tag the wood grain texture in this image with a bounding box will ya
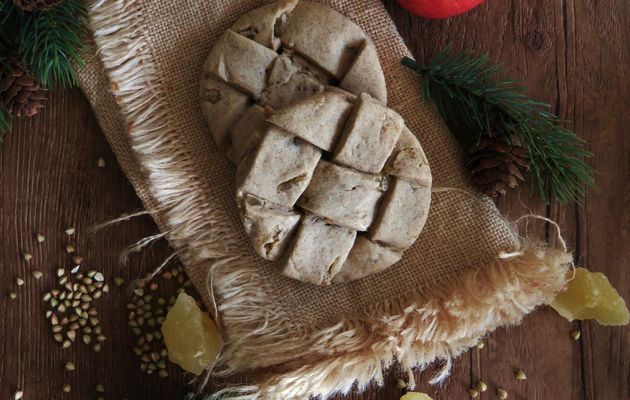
[1,0,628,399]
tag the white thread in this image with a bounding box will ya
[432,187,577,281]
[513,215,577,281]
[90,210,152,233]
[119,232,167,265]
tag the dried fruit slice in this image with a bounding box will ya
[551,267,629,326]
[161,292,222,375]
[400,393,434,400]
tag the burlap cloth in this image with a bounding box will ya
[78,1,571,398]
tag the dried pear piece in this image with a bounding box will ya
[551,267,629,326]
[161,292,222,375]
[400,393,434,400]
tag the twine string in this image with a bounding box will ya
[432,186,577,280]
[90,209,152,233]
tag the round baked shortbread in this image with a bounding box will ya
[201,0,432,286]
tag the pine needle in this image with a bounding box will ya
[15,0,87,88]
[0,105,10,141]
[402,46,596,203]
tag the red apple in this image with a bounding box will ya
[397,0,487,19]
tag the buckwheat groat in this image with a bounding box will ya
[204,30,278,99]
[230,0,298,51]
[297,160,387,231]
[333,93,404,174]
[282,214,356,286]
[238,126,321,208]
[332,236,402,283]
[226,105,268,164]
[370,178,431,249]
[280,1,368,79]
[267,91,353,151]
[384,126,432,188]
[260,52,332,109]
[200,77,250,149]
[340,41,387,104]
[237,193,302,261]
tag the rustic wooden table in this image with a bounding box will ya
[1,1,628,399]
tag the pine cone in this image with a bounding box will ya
[12,0,64,11]
[467,136,529,197]
[0,60,47,118]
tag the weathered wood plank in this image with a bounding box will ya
[569,0,630,399]
[1,1,628,399]
[0,89,186,399]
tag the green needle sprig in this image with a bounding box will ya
[14,0,87,88]
[402,46,596,203]
[0,0,87,139]
[0,105,9,140]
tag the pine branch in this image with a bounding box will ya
[402,46,596,203]
[0,105,10,141]
[0,1,19,63]
[15,0,87,87]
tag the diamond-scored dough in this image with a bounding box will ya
[333,93,404,174]
[237,193,301,261]
[201,1,432,285]
[237,126,321,208]
[267,91,353,151]
[297,160,387,231]
[283,214,356,286]
[204,30,278,99]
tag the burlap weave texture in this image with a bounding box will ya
[76,1,569,398]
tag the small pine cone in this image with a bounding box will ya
[467,136,529,197]
[12,0,64,11]
[0,60,47,118]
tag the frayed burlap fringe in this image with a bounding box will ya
[89,0,234,275]
[212,242,571,399]
[85,1,572,399]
